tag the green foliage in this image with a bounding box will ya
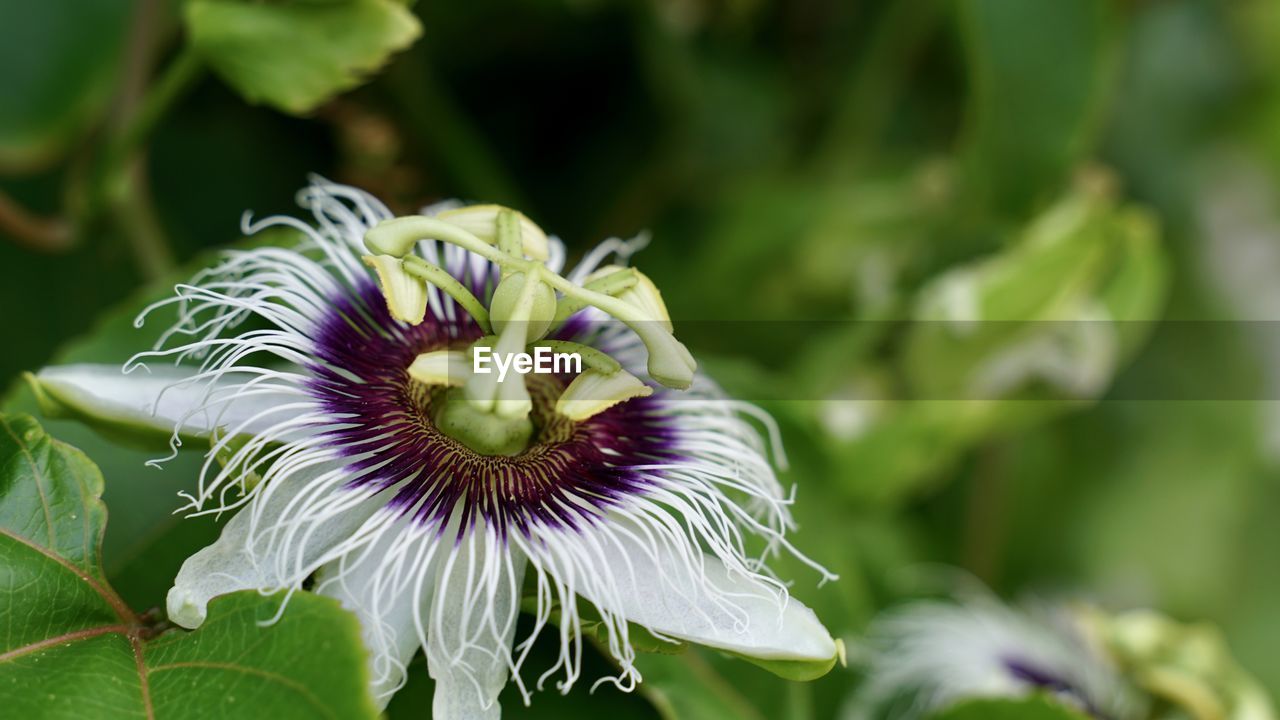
[959,0,1117,217]
[904,180,1166,403]
[0,413,378,719]
[3,0,1280,716]
[637,652,771,720]
[930,697,1092,720]
[186,0,421,114]
[0,0,130,170]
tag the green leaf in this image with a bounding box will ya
[0,413,378,719]
[636,652,770,720]
[0,0,131,170]
[958,0,1117,216]
[904,184,1165,405]
[186,0,422,115]
[929,696,1092,720]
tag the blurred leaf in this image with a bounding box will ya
[929,696,1091,720]
[959,0,1117,216]
[186,0,421,115]
[0,413,378,719]
[0,0,131,170]
[827,182,1167,505]
[905,181,1166,404]
[637,652,768,720]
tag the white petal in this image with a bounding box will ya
[314,514,427,707]
[167,462,383,628]
[34,364,304,440]
[427,529,525,720]
[575,518,835,662]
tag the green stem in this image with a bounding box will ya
[539,270,651,325]
[817,2,942,172]
[367,216,652,324]
[101,47,204,281]
[366,216,517,267]
[107,47,204,171]
[551,267,639,327]
[784,680,814,720]
[401,255,492,333]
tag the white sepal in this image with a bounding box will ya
[167,462,383,628]
[558,514,836,663]
[427,526,525,720]
[34,364,303,441]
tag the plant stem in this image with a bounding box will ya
[0,189,72,253]
[103,42,203,281]
[107,48,204,173]
[817,2,943,173]
[962,443,1008,585]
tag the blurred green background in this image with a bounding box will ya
[3,0,1280,717]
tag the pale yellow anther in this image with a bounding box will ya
[586,265,673,331]
[556,368,653,421]
[637,325,696,390]
[437,204,550,261]
[408,350,469,387]
[362,254,427,325]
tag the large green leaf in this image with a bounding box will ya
[0,0,131,170]
[0,413,378,719]
[186,0,422,115]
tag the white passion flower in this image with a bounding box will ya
[844,596,1142,720]
[32,179,839,717]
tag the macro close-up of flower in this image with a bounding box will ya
[4,1,1280,719]
[32,181,839,715]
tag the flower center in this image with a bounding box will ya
[310,280,682,535]
[418,376,574,457]
[359,205,698,456]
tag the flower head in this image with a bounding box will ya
[846,596,1141,720]
[847,594,1277,720]
[33,179,837,716]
